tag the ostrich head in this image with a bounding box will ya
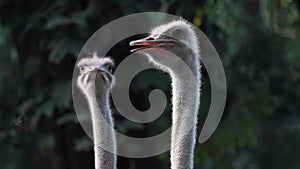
[77,52,115,94]
[130,20,199,71]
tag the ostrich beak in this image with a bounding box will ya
[129,35,176,52]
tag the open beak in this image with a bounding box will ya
[129,36,176,52]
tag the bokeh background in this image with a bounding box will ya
[1,0,300,169]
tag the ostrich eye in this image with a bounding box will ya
[104,64,114,73]
[172,28,184,39]
[79,66,85,74]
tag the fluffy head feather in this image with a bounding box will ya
[77,51,115,93]
[150,20,199,56]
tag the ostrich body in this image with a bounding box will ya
[77,52,117,169]
[130,20,201,169]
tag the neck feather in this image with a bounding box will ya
[169,55,201,169]
[85,87,117,169]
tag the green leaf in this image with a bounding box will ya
[24,56,41,78]
[56,113,78,125]
[74,137,93,152]
[31,101,55,128]
[39,134,56,149]
[51,81,72,109]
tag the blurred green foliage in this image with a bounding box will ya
[0,0,299,169]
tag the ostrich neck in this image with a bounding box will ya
[86,87,117,169]
[169,56,201,169]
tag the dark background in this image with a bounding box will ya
[0,0,300,169]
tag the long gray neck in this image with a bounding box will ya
[169,56,201,169]
[86,87,117,169]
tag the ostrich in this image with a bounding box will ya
[130,20,201,169]
[77,52,117,169]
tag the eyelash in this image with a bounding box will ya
[105,64,114,73]
[79,64,114,74]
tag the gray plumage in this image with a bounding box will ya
[130,20,201,169]
[77,52,117,169]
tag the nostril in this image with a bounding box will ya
[146,37,155,41]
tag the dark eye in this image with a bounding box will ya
[79,66,85,74]
[105,64,114,73]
